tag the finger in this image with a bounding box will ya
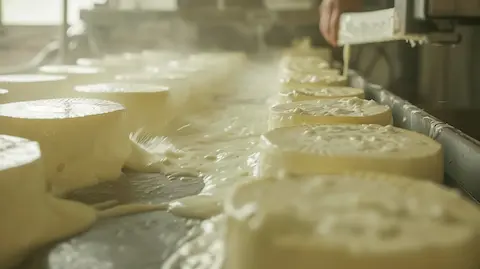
[329,8,340,47]
[320,2,333,45]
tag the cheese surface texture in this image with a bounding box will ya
[280,72,348,93]
[280,56,331,74]
[279,86,365,103]
[224,174,480,269]
[0,135,96,268]
[0,74,68,102]
[257,124,443,182]
[0,98,131,194]
[269,97,392,129]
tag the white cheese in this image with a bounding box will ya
[224,174,480,269]
[269,98,392,129]
[141,50,183,65]
[74,83,174,135]
[280,72,348,93]
[0,98,131,194]
[0,74,68,103]
[74,83,178,172]
[0,135,96,268]
[76,56,139,73]
[280,56,331,75]
[278,86,365,103]
[0,88,7,103]
[38,64,113,85]
[257,124,443,183]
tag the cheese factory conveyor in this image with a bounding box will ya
[14,1,480,268]
[14,64,480,269]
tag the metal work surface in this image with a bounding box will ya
[18,172,204,269]
[15,68,480,269]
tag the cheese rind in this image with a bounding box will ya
[0,88,7,103]
[225,174,480,269]
[0,98,131,194]
[75,83,173,135]
[269,98,392,129]
[75,83,181,172]
[0,74,68,102]
[279,86,365,103]
[39,65,112,85]
[0,135,96,268]
[257,124,443,182]
[280,73,348,93]
[280,57,331,75]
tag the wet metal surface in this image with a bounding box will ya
[18,172,203,269]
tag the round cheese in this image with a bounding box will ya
[0,88,7,103]
[114,73,192,111]
[278,86,365,103]
[224,174,480,269]
[269,98,392,130]
[75,83,178,134]
[146,62,215,94]
[0,98,131,194]
[280,56,330,74]
[76,56,138,73]
[38,64,112,85]
[103,53,143,66]
[280,73,348,93]
[115,72,190,88]
[141,50,183,65]
[0,74,68,103]
[0,135,96,268]
[256,124,443,183]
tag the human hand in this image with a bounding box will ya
[319,0,363,46]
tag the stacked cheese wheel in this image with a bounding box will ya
[219,49,479,269]
[0,98,131,194]
[271,50,443,182]
[0,135,96,268]
[225,174,480,269]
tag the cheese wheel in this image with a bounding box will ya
[141,50,183,65]
[269,98,392,130]
[280,56,330,74]
[103,53,143,67]
[0,74,68,103]
[280,73,348,93]
[256,124,443,182]
[38,65,112,85]
[278,86,365,103]
[115,72,190,88]
[0,135,96,268]
[188,52,247,76]
[146,62,216,95]
[114,72,192,111]
[76,57,138,73]
[75,83,174,135]
[0,88,7,103]
[0,98,131,194]
[225,174,480,269]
